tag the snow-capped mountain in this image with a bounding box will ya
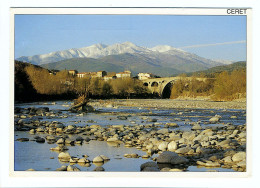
[17,41,230,76]
[17,42,153,65]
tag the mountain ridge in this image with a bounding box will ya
[16,41,230,66]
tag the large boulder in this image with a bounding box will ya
[93,166,105,171]
[175,146,192,155]
[232,152,246,162]
[140,162,160,171]
[107,137,119,142]
[157,151,188,165]
[58,152,71,162]
[182,131,196,141]
[67,165,80,171]
[158,141,169,151]
[93,156,104,163]
[167,141,178,152]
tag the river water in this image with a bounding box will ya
[14,100,246,172]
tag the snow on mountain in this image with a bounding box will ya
[16,42,224,67]
[150,45,185,53]
[213,59,234,65]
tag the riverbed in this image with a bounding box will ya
[14,99,246,172]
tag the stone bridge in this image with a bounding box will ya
[141,77,207,98]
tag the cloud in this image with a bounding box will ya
[179,40,246,49]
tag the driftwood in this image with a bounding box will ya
[69,94,93,112]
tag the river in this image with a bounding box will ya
[14,99,246,172]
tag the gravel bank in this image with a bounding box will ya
[89,99,246,110]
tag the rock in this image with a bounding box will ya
[70,157,79,163]
[223,156,233,163]
[218,139,231,147]
[29,129,35,134]
[117,116,128,120]
[107,137,119,142]
[90,125,101,129]
[112,125,125,130]
[209,115,220,123]
[36,127,45,132]
[157,128,170,134]
[175,146,191,154]
[191,124,202,130]
[204,161,221,167]
[158,141,169,151]
[67,125,75,130]
[46,135,56,141]
[147,118,157,122]
[56,138,65,144]
[56,166,67,171]
[140,162,160,171]
[67,165,80,171]
[193,135,209,142]
[93,166,105,171]
[160,167,171,172]
[58,152,71,162]
[100,155,110,161]
[36,137,45,143]
[75,136,84,141]
[26,168,35,171]
[237,161,246,168]
[169,168,184,172]
[165,123,179,127]
[65,139,74,145]
[78,158,90,163]
[232,152,246,162]
[16,138,29,142]
[93,156,104,163]
[167,141,178,152]
[171,155,189,165]
[142,155,150,159]
[182,132,196,141]
[50,145,68,152]
[157,151,188,165]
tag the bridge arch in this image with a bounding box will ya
[141,76,207,98]
[162,81,174,98]
[151,82,159,87]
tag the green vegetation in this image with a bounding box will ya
[188,61,246,77]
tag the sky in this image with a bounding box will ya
[15,15,247,61]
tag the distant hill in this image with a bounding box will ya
[187,61,246,76]
[40,51,224,77]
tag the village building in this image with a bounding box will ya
[76,71,107,78]
[96,71,107,78]
[68,70,78,76]
[116,70,132,78]
[104,75,117,81]
[138,73,155,80]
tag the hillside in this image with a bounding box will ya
[40,52,223,77]
[187,61,246,76]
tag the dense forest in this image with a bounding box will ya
[15,61,246,102]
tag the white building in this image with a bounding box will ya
[116,70,132,78]
[138,73,154,80]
